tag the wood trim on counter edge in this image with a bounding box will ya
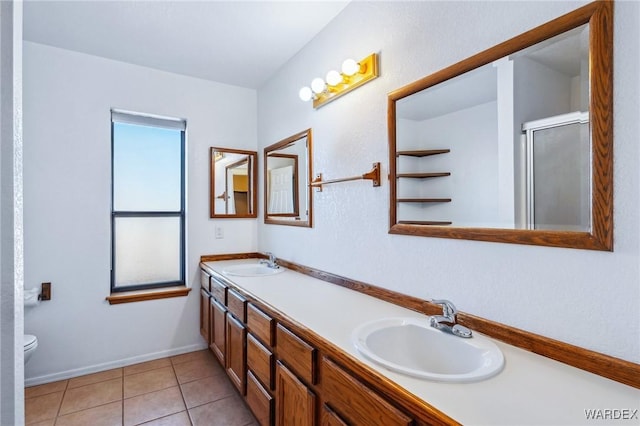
[200,253,640,390]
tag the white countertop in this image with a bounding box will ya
[202,259,640,425]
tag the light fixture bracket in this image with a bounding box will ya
[312,53,379,109]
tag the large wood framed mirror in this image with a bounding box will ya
[388,0,612,250]
[210,148,258,218]
[264,129,313,227]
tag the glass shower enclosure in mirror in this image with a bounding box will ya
[210,148,258,218]
[264,129,313,227]
[388,1,612,250]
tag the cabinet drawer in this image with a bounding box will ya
[321,357,413,426]
[211,277,227,305]
[247,303,274,346]
[227,288,246,322]
[200,269,211,292]
[276,324,316,385]
[247,333,273,390]
[246,371,273,426]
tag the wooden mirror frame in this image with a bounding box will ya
[210,147,258,218]
[264,129,313,227]
[388,0,613,251]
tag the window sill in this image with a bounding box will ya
[106,286,191,305]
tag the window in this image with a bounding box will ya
[111,110,186,293]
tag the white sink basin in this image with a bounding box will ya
[352,317,504,383]
[222,263,285,277]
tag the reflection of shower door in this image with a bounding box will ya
[523,111,590,231]
[268,165,295,214]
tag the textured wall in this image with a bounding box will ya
[23,42,258,383]
[257,1,640,363]
[1,1,25,422]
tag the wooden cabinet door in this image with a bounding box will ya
[200,289,210,343]
[226,312,247,395]
[321,405,347,426]
[210,297,226,366]
[275,361,315,426]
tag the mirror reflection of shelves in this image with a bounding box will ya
[396,148,451,226]
[387,1,613,250]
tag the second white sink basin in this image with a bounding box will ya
[222,263,285,277]
[352,317,504,383]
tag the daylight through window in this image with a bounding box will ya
[111,110,186,292]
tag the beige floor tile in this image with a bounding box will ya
[140,410,191,426]
[23,350,255,425]
[124,385,185,426]
[54,401,122,426]
[68,367,123,389]
[188,395,256,426]
[25,391,64,425]
[170,349,213,366]
[173,358,224,384]
[180,375,236,409]
[124,366,178,399]
[124,357,172,376]
[25,380,68,399]
[59,377,122,416]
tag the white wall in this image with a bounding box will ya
[23,42,258,383]
[1,1,24,422]
[257,1,640,363]
[417,101,499,227]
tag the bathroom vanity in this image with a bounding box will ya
[199,255,638,425]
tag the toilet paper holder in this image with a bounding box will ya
[25,282,51,304]
[39,282,51,301]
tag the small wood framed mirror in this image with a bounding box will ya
[388,0,612,251]
[210,148,258,218]
[264,129,313,227]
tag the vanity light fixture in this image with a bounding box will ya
[298,53,380,109]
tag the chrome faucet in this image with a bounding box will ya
[429,299,472,338]
[260,252,279,269]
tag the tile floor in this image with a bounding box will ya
[25,349,258,426]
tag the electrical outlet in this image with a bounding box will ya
[215,227,224,239]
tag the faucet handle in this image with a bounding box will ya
[431,299,457,319]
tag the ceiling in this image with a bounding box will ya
[23,0,350,89]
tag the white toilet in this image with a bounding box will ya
[24,288,39,364]
[24,334,38,364]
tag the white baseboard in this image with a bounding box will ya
[24,342,208,387]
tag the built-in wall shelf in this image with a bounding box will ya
[396,149,450,157]
[397,198,452,203]
[394,148,451,225]
[398,220,452,225]
[397,172,450,179]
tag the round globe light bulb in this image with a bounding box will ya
[299,86,313,102]
[325,70,343,86]
[311,77,326,94]
[341,58,360,76]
